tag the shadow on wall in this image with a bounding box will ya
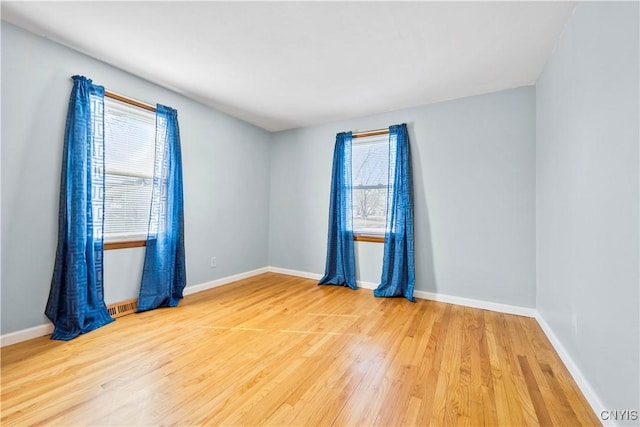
[407,124,437,293]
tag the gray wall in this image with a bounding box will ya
[1,22,271,334]
[269,86,536,307]
[536,1,639,418]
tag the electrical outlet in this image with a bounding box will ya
[210,257,217,268]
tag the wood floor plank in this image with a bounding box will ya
[416,303,451,425]
[1,273,600,426]
[465,307,486,426]
[518,355,554,426]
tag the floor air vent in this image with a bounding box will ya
[107,299,138,318]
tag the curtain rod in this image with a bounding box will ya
[352,128,389,138]
[106,90,156,112]
[69,77,156,112]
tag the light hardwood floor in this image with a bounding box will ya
[1,273,600,426]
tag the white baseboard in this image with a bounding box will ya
[266,267,380,293]
[534,312,609,425]
[267,266,535,318]
[268,266,323,281]
[183,267,269,296]
[0,267,270,347]
[414,290,536,317]
[354,279,378,290]
[266,268,383,296]
[0,323,53,347]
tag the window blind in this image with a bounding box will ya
[103,97,156,241]
[352,134,391,235]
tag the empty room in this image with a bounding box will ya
[1,1,638,426]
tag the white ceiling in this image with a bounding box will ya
[2,1,576,132]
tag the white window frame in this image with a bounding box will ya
[351,132,393,241]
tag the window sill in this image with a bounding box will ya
[354,234,385,243]
[104,240,147,250]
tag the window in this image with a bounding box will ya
[352,132,394,238]
[103,97,156,244]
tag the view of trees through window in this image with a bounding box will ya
[352,134,391,234]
